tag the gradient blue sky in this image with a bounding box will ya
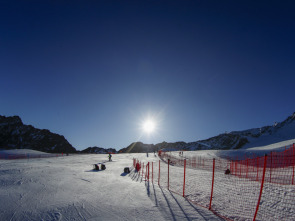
[1,1,295,151]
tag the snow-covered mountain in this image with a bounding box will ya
[119,142,156,153]
[0,115,76,153]
[120,112,295,152]
[2,112,294,154]
[0,115,117,154]
[186,112,295,151]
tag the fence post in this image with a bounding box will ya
[284,150,286,168]
[148,162,150,181]
[209,158,215,210]
[269,152,272,183]
[256,157,259,181]
[231,160,233,175]
[253,155,267,221]
[152,162,154,183]
[137,160,141,176]
[158,160,161,186]
[293,148,295,185]
[241,160,243,178]
[246,159,248,178]
[168,159,170,190]
[183,159,186,197]
[142,163,144,178]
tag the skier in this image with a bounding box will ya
[108,153,112,161]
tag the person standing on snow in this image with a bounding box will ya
[108,153,112,161]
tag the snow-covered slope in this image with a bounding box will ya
[180,138,295,160]
[0,152,221,221]
[120,112,295,152]
[181,112,295,151]
[2,141,295,220]
[240,113,295,149]
[0,149,52,157]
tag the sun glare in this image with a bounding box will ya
[143,120,155,133]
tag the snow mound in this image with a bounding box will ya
[0,149,50,156]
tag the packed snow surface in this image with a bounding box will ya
[1,139,295,221]
[0,151,222,221]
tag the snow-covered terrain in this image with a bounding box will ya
[0,150,222,221]
[134,140,295,221]
[1,139,295,221]
[159,112,295,152]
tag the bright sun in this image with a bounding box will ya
[143,120,155,133]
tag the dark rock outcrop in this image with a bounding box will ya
[81,146,116,154]
[0,115,76,153]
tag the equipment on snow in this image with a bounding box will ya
[94,164,99,171]
[93,163,106,171]
[124,167,130,173]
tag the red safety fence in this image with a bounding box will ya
[133,143,295,221]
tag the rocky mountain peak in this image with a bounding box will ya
[0,115,23,126]
[0,115,76,153]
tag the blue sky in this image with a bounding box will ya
[1,1,295,151]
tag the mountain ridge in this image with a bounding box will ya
[1,112,294,153]
[118,112,295,153]
[0,115,76,153]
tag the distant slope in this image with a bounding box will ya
[191,112,295,151]
[0,115,76,153]
[119,112,295,153]
[119,142,155,153]
[240,113,295,149]
[80,146,116,154]
[2,111,294,154]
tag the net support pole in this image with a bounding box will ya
[142,163,144,178]
[292,146,295,185]
[270,152,273,183]
[152,162,154,183]
[148,162,150,181]
[158,160,160,186]
[168,159,170,190]
[253,154,267,221]
[183,159,186,197]
[256,157,259,181]
[246,159,249,179]
[209,158,215,210]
